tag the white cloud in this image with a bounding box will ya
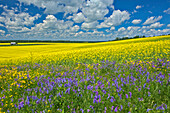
[1,7,41,33]
[32,15,73,31]
[81,21,99,30]
[149,22,164,29]
[97,22,110,28]
[167,24,170,27]
[0,30,5,34]
[81,0,112,23]
[132,10,137,14]
[70,25,80,32]
[110,27,115,30]
[0,16,5,22]
[148,11,152,14]
[118,27,126,32]
[127,26,140,31]
[163,8,170,14]
[143,16,162,25]
[18,0,84,15]
[98,10,130,28]
[136,5,142,9]
[18,0,114,17]
[3,10,41,27]
[72,13,85,23]
[0,23,5,27]
[132,19,142,24]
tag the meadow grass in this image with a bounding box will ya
[0,35,169,113]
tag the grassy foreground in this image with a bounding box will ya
[0,36,169,113]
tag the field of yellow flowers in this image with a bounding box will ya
[0,35,169,113]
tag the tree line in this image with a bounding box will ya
[0,34,169,43]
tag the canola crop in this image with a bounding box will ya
[0,35,169,113]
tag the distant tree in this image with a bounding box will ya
[122,37,129,40]
[115,37,120,40]
[142,35,145,38]
[133,35,140,38]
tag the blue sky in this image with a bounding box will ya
[0,0,169,41]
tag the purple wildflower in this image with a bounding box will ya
[126,94,128,98]
[129,92,132,98]
[114,106,118,112]
[111,106,114,111]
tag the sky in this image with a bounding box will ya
[0,0,170,41]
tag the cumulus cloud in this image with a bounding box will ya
[149,22,164,29]
[136,5,142,9]
[2,8,41,27]
[143,16,162,25]
[118,27,126,32]
[81,0,113,23]
[81,21,99,30]
[110,27,115,30]
[163,8,170,14]
[0,7,41,33]
[127,26,140,31]
[98,10,130,28]
[72,12,85,23]
[0,16,5,22]
[0,23,5,27]
[148,11,152,14]
[18,0,84,15]
[132,19,142,24]
[32,15,73,31]
[167,24,170,27]
[69,25,80,32]
[0,29,5,34]
[132,10,137,14]
[18,0,114,17]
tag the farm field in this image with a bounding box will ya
[0,35,170,112]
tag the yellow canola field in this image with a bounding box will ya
[0,35,169,65]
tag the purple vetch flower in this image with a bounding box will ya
[98,97,101,103]
[104,107,107,113]
[50,104,52,108]
[138,88,141,91]
[90,105,94,109]
[125,94,128,98]
[129,92,132,98]
[18,101,24,109]
[110,96,115,102]
[138,98,143,101]
[120,105,123,110]
[114,106,118,112]
[65,88,71,94]
[156,106,164,110]
[68,105,70,109]
[93,96,98,103]
[148,92,151,96]
[87,85,91,90]
[143,83,146,88]
[111,106,114,111]
[87,109,90,112]
[80,108,84,113]
[26,96,30,105]
[36,99,40,104]
[118,93,122,99]
[147,108,153,112]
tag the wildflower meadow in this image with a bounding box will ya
[0,35,169,113]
